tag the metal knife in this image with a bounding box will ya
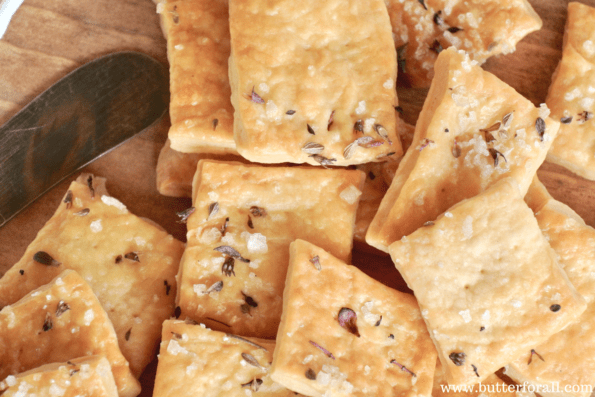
[0,51,169,227]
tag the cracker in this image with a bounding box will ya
[228,0,402,166]
[386,0,541,87]
[0,270,139,397]
[157,139,245,197]
[367,48,560,252]
[270,239,436,397]
[504,179,595,397]
[388,178,586,386]
[545,2,595,180]
[154,320,294,397]
[176,160,365,338]
[0,174,184,377]
[433,359,517,397]
[157,0,237,154]
[0,356,118,397]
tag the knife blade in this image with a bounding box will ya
[0,51,169,228]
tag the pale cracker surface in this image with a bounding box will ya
[505,178,595,397]
[0,356,118,397]
[228,0,402,166]
[176,161,365,338]
[545,2,595,180]
[367,48,560,252]
[386,0,541,87]
[270,239,437,397]
[154,320,295,397]
[388,178,586,386]
[159,0,237,154]
[0,270,140,397]
[156,139,245,197]
[0,174,184,377]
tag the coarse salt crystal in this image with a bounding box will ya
[511,300,522,308]
[580,97,594,109]
[459,309,472,323]
[303,355,314,364]
[258,82,269,93]
[101,195,127,211]
[445,212,453,218]
[49,384,65,397]
[84,309,95,326]
[174,44,184,50]
[355,101,366,115]
[193,284,207,295]
[339,185,362,205]
[247,233,268,253]
[383,79,394,89]
[584,40,595,55]
[167,340,188,356]
[462,216,473,239]
[90,219,102,233]
[5,375,16,387]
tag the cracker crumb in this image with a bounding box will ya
[339,185,362,205]
[90,219,102,233]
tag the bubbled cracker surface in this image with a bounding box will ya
[160,0,237,154]
[228,0,401,166]
[270,239,436,397]
[0,356,118,397]
[386,0,541,87]
[506,187,595,397]
[367,48,560,252]
[388,179,586,386]
[545,2,595,180]
[0,270,139,397]
[0,176,184,377]
[177,161,365,338]
[153,320,295,397]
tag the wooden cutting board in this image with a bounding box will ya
[0,0,594,395]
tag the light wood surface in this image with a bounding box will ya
[1,0,594,395]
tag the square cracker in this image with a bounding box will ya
[154,320,295,397]
[386,0,541,87]
[0,270,139,397]
[0,356,118,397]
[367,47,560,252]
[228,0,402,166]
[545,2,595,180]
[176,160,365,338]
[157,139,245,197]
[270,239,436,397]
[388,178,586,386]
[157,0,237,154]
[504,178,595,397]
[0,174,184,378]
